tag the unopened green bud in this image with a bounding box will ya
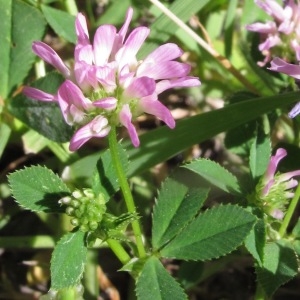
[89,221,98,231]
[74,208,82,218]
[71,200,80,208]
[80,224,89,232]
[72,190,82,199]
[81,217,89,225]
[59,196,72,205]
[66,207,75,216]
[71,218,79,226]
[83,189,94,198]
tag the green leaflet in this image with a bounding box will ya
[136,256,187,300]
[183,159,242,195]
[0,0,46,99]
[8,165,70,213]
[160,205,256,260]
[51,231,87,290]
[249,133,271,183]
[256,241,298,297]
[152,175,208,250]
[41,5,76,44]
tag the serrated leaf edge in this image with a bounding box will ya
[161,204,257,262]
[8,165,70,213]
[182,158,242,195]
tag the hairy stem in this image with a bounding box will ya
[108,127,146,258]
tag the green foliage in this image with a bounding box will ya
[256,241,298,298]
[41,5,76,43]
[136,256,188,300]
[0,0,46,99]
[244,217,266,266]
[51,231,87,290]
[249,133,271,184]
[8,165,70,213]
[183,159,242,195]
[160,205,256,260]
[126,92,300,176]
[9,72,73,143]
[152,175,208,250]
[92,144,128,201]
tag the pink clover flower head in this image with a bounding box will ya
[23,7,201,151]
[246,0,300,66]
[255,148,300,220]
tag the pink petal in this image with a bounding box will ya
[118,7,134,43]
[278,19,294,34]
[144,43,184,63]
[74,62,97,91]
[263,148,287,186]
[75,13,90,45]
[290,39,300,61]
[139,98,175,128]
[95,64,117,92]
[119,104,139,147]
[270,209,284,220]
[124,77,156,98]
[262,178,275,197]
[23,86,56,102]
[75,44,94,64]
[269,58,300,79]
[57,80,92,125]
[93,97,117,110]
[156,77,201,94]
[93,25,117,66]
[32,41,70,78]
[115,27,150,69]
[258,35,281,52]
[245,21,276,33]
[137,61,191,80]
[289,102,300,118]
[69,116,110,151]
[255,0,285,21]
[278,170,300,183]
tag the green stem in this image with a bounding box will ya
[279,183,300,237]
[254,283,266,300]
[64,0,78,15]
[108,127,146,258]
[106,239,131,265]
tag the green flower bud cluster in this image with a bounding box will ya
[61,189,106,232]
[248,174,289,221]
